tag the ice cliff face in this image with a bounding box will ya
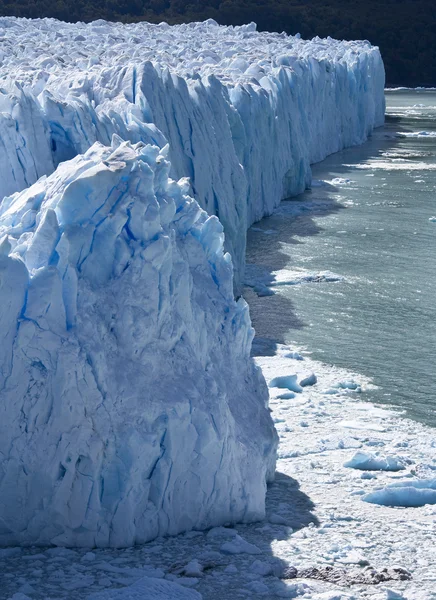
[0,138,277,547]
[0,18,385,548]
[0,17,385,285]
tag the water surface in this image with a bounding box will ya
[246,90,436,426]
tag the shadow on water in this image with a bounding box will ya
[245,120,405,359]
[245,193,345,357]
[265,472,319,532]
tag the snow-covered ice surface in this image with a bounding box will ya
[0,138,277,547]
[0,16,385,285]
[2,347,436,599]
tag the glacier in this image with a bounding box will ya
[0,17,385,548]
[0,17,385,286]
[0,138,277,547]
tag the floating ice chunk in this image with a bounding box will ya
[363,479,436,507]
[81,552,97,562]
[339,421,386,432]
[429,216,436,222]
[183,560,204,578]
[269,513,288,525]
[245,581,270,595]
[334,380,359,390]
[283,351,304,360]
[269,375,303,393]
[220,535,262,555]
[272,269,345,286]
[299,373,317,387]
[310,592,355,600]
[337,550,369,565]
[397,131,436,138]
[249,559,274,576]
[173,578,200,588]
[207,527,238,539]
[87,576,202,599]
[276,392,297,400]
[344,452,406,472]
[384,590,407,600]
[330,177,354,186]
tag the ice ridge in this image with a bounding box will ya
[0,17,385,286]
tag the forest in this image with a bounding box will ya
[0,0,435,86]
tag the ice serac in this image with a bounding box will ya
[0,17,385,286]
[0,138,277,547]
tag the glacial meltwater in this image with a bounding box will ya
[246,90,436,426]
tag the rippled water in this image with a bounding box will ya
[246,90,436,426]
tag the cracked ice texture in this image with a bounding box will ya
[0,17,385,286]
[0,138,277,547]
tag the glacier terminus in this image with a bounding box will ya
[0,17,385,549]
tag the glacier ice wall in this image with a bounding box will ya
[0,17,384,547]
[0,138,277,547]
[0,17,385,286]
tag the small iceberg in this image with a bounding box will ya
[344,451,406,472]
[269,375,303,393]
[363,479,436,507]
[273,269,345,286]
[299,372,317,387]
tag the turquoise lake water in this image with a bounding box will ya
[246,90,436,426]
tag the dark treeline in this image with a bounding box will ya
[1,0,435,86]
